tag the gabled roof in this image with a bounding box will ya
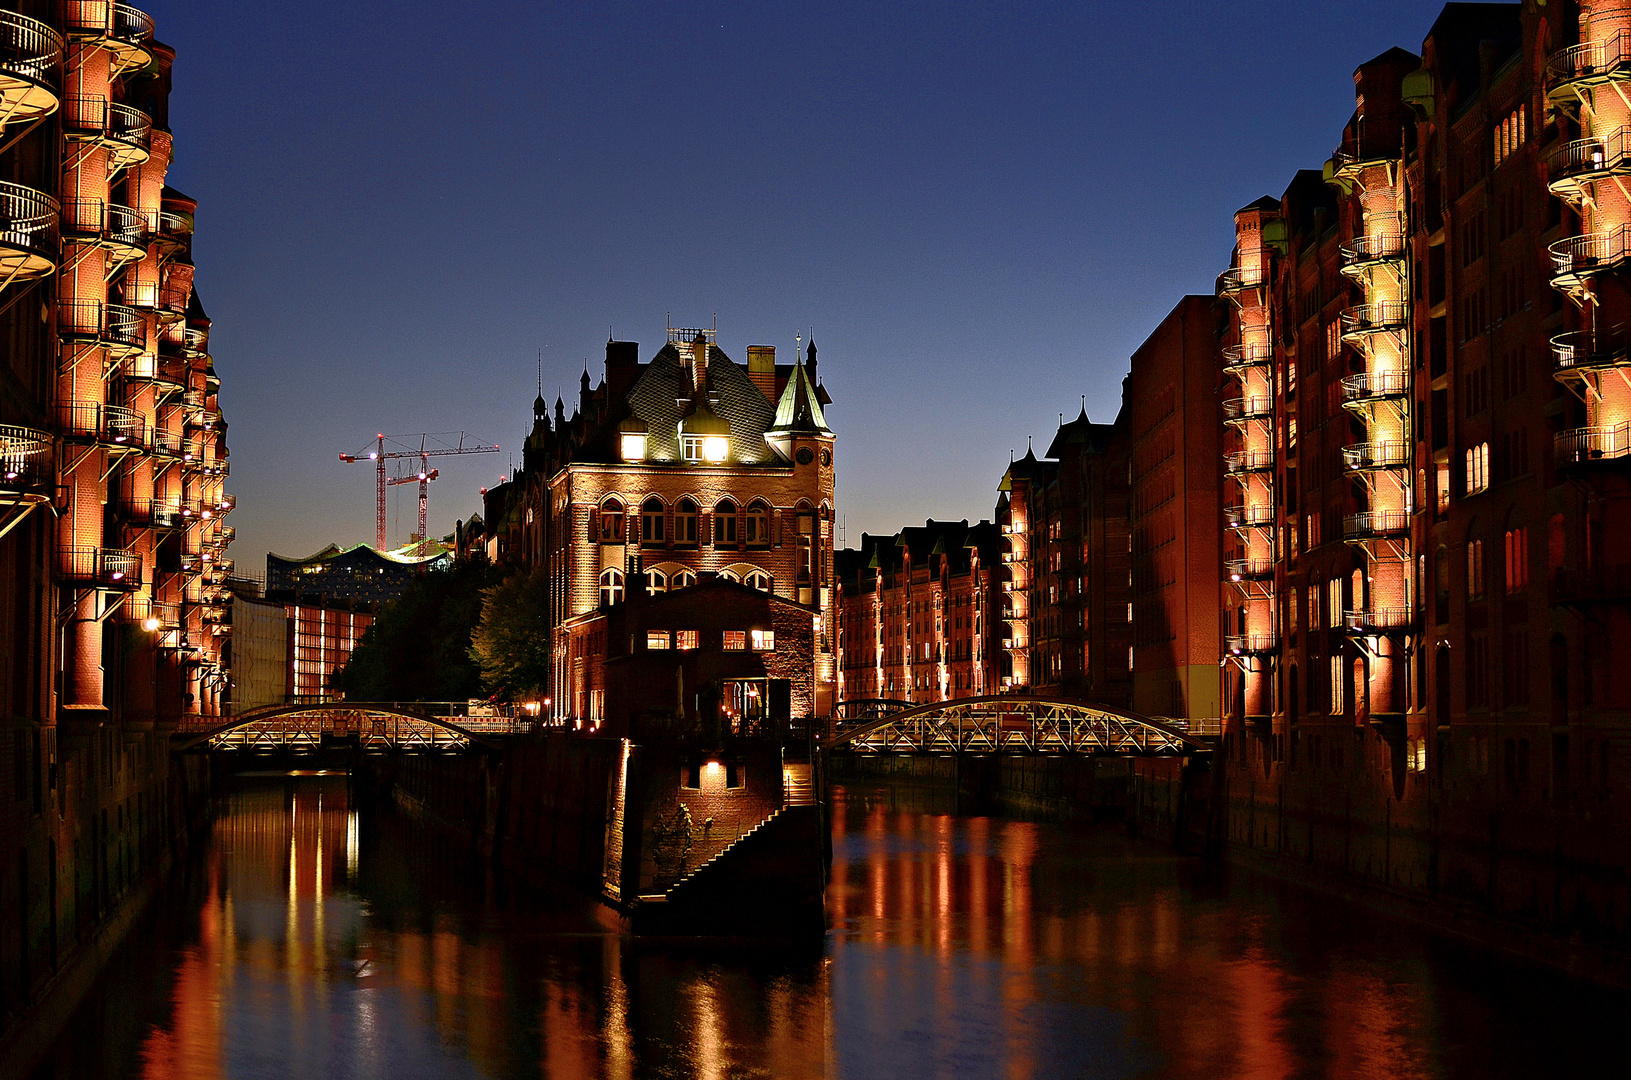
[769,358,830,435]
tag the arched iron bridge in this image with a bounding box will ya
[826,695,1213,756]
[173,702,504,753]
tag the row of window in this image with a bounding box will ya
[598,498,779,547]
[598,566,772,606]
[645,628,774,651]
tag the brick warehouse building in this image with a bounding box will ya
[0,1,229,1052]
[481,325,836,729]
[1209,0,1631,935]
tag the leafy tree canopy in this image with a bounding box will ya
[468,566,552,700]
[335,555,503,702]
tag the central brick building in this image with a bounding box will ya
[482,326,836,730]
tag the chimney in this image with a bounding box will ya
[690,332,709,390]
[747,345,776,400]
[605,340,639,399]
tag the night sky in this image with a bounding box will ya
[147,0,1462,568]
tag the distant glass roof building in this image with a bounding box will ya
[266,539,452,606]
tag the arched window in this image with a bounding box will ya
[645,568,667,595]
[641,497,665,546]
[714,500,737,546]
[718,568,741,583]
[675,499,699,546]
[746,569,771,593]
[671,569,696,590]
[599,568,624,607]
[745,501,770,547]
[600,499,624,542]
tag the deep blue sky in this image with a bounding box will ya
[146,0,1462,567]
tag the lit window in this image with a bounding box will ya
[1505,527,1528,593]
[702,435,728,462]
[621,433,646,462]
[724,630,746,651]
[681,435,703,462]
[676,630,698,650]
[599,568,624,607]
[672,569,696,589]
[1465,442,1489,495]
[1331,655,1345,714]
[647,630,671,650]
[1467,539,1486,601]
[645,569,667,595]
[751,629,775,651]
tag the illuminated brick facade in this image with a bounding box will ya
[482,327,835,729]
[0,0,228,1040]
[834,519,1000,704]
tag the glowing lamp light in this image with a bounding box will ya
[4,471,17,480]
[368,452,378,461]
[142,616,161,631]
[702,436,729,463]
[109,571,124,581]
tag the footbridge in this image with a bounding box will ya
[172,702,518,753]
[825,695,1215,756]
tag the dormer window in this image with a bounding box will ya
[681,434,703,462]
[620,433,646,462]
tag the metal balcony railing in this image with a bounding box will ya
[1222,343,1271,372]
[62,95,150,169]
[59,545,140,588]
[1216,266,1264,296]
[1225,633,1278,655]
[1342,510,1410,539]
[1340,233,1406,266]
[105,201,146,253]
[57,400,146,449]
[1222,396,1273,421]
[1548,126,1631,185]
[58,299,144,354]
[111,4,154,46]
[1343,608,1412,633]
[1551,329,1631,373]
[1555,422,1631,465]
[217,493,236,513]
[1224,557,1274,581]
[0,424,52,492]
[1547,29,1631,96]
[1223,448,1276,475]
[181,327,208,357]
[148,428,181,458]
[154,209,192,257]
[1224,503,1274,528]
[1339,370,1409,404]
[1550,226,1631,288]
[0,12,63,127]
[124,494,181,528]
[1340,301,1408,338]
[1342,441,1410,471]
[0,181,59,273]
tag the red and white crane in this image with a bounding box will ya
[340,432,498,549]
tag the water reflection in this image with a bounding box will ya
[36,775,1631,1080]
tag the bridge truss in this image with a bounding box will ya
[174,703,498,753]
[826,695,1210,756]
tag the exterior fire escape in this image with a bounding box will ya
[1219,200,1283,724]
[1546,16,1631,467]
[1328,126,1414,724]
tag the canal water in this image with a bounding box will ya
[31,772,1631,1080]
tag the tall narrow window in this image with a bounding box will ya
[714,499,737,546]
[599,499,624,542]
[675,498,699,546]
[1464,442,1489,495]
[1504,527,1528,593]
[599,568,624,607]
[641,497,665,546]
[1467,539,1486,601]
[745,501,770,547]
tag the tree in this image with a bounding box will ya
[468,566,553,700]
[336,556,502,701]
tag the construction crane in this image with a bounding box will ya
[340,432,498,549]
[386,466,438,544]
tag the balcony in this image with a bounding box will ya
[0,181,59,284]
[59,545,141,589]
[154,209,192,259]
[1343,608,1412,634]
[180,327,209,359]
[1339,301,1408,341]
[216,493,236,514]
[1339,233,1406,273]
[0,424,52,503]
[124,495,181,529]
[1341,441,1409,472]
[1549,226,1631,292]
[1546,329,1624,376]
[188,406,223,431]
[1224,633,1278,657]
[177,553,204,574]
[1555,422,1631,465]
[62,95,150,172]
[148,428,182,459]
[58,300,144,358]
[63,199,147,267]
[144,356,188,397]
[61,3,154,74]
[1545,29,1631,104]
[0,12,63,129]
[1547,127,1631,202]
[1339,370,1409,408]
[1222,396,1273,422]
[1224,503,1274,529]
[58,400,146,452]
[1223,448,1276,476]
[1342,510,1410,540]
[219,525,236,543]
[1216,266,1264,297]
[1224,557,1275,581]
[1221,343,1271,375]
